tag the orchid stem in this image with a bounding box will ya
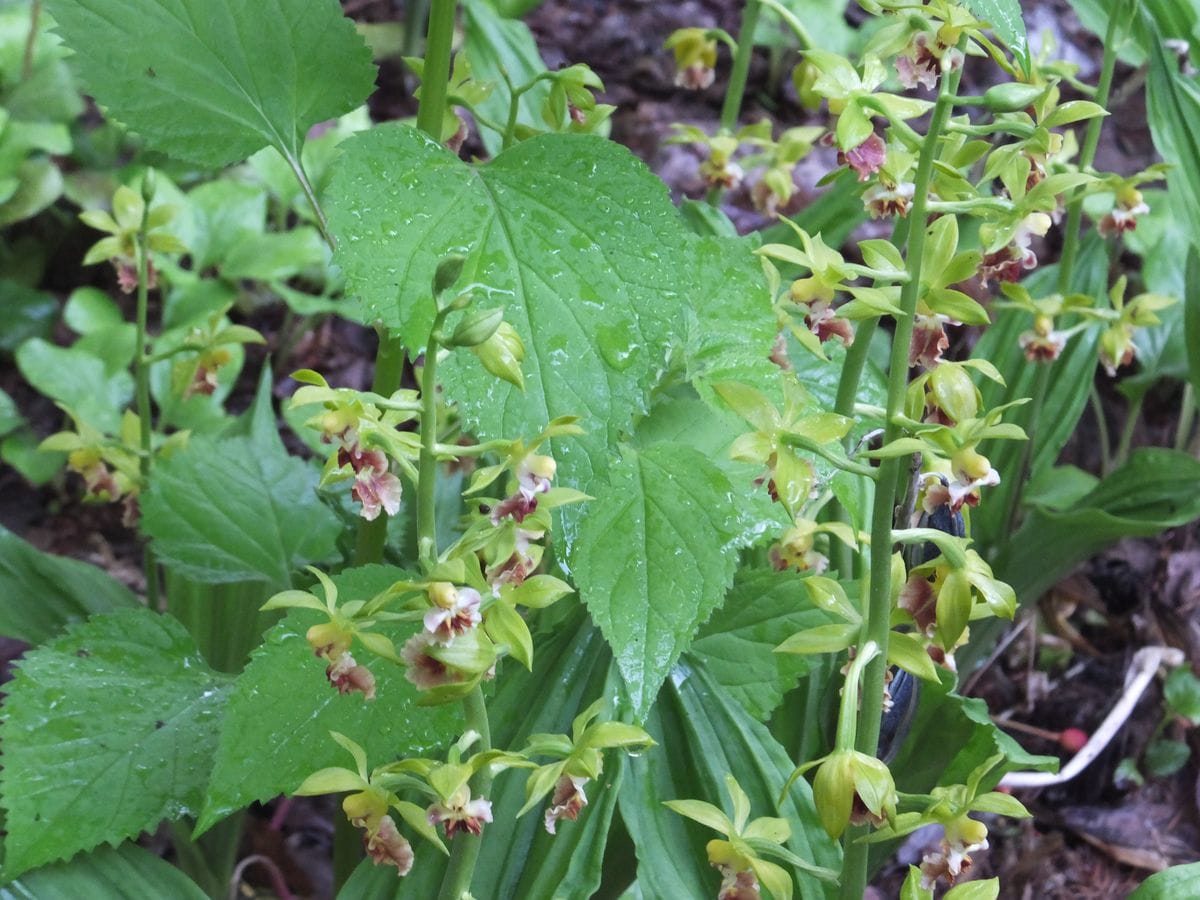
[436,687,492,900]
[839,56,963,900]
[134,210,157,609]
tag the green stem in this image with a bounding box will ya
[402,0,432,61]
[1056,2,1123,294]
[1090,386,1113,475]
[287,155,335,250]
[719,1,762,133]
[839,60,962,900]
[437,687,493,900]
[417,331,443,569]
[780,433,878,479]
[1113,394,1143,470]
[21,0,39,81]
[833,318,878,423]
[134,217,158,609]
[1175,384,1195,453]
[416,0,458,139]
[834,642,878,751]
[999,360,1050,537]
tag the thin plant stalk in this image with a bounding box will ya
[416,0,458,139]
[416,324,445,569]
[827,308,880,579]
[1175,384,1195,453]
[134,214,158,608]
[335,3,461,886]
[1113,394,1143,470]
[706,0,762,205]
[435,689,493,899]
[839,61,963,900]
[288,156,335,249]
[352,0,458,567]
[21,0,40,81]
[1001,3,1124,532]
[1090,386,1113,474]
[719,0,762,132]
[378,2,498,894]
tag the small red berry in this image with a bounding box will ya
[1059,727,1089,754]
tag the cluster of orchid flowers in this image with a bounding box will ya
[668,1,1171,382]
[265,330,657,877]
[293,705,652,877]
[45,177,264,512]
[265,408,585,702]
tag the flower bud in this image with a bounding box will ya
[432,254,466,297]
[140,168,157,206]
[928,363,978,423]
[449,307,504,348]
[981,82,1045,113]
[472,321,526,389]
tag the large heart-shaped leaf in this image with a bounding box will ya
[44,0,375,169]
[326,125,772,496]
[0,609,231,876]
[690,569,833,721]
[572,443,748,720]
[141,433,339,586]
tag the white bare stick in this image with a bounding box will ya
[999,646,1185,789]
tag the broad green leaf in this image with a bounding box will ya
[141,433,339,586]
[44,0,376,169]
[1143,738,1190,777]
[995,448,1200,604]
[184,179,268,272]
[0,158,64,226]
[0,280,56,353]
[0,5,84,123]
[0,525,138,644]
[757,0,855,56]
[631,392,787,542]
[0,843,207,900]
[2,429,64,486]
[620,660,840,900]
[573,443,748,719]
[1129,862,1200,899]
[690,570,833,721]
[221,228,328,282]
[0,609,231,876]
[327,125,714,498]
[62,287,123,335]
[0,388,21,436]
[967,0,1030,73]
[1164,666,1200,724]
[338,610,618,900]
[14,338,133,434]
[686,236,780,403]
[463,0,551,157]
[197,566,463,835]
